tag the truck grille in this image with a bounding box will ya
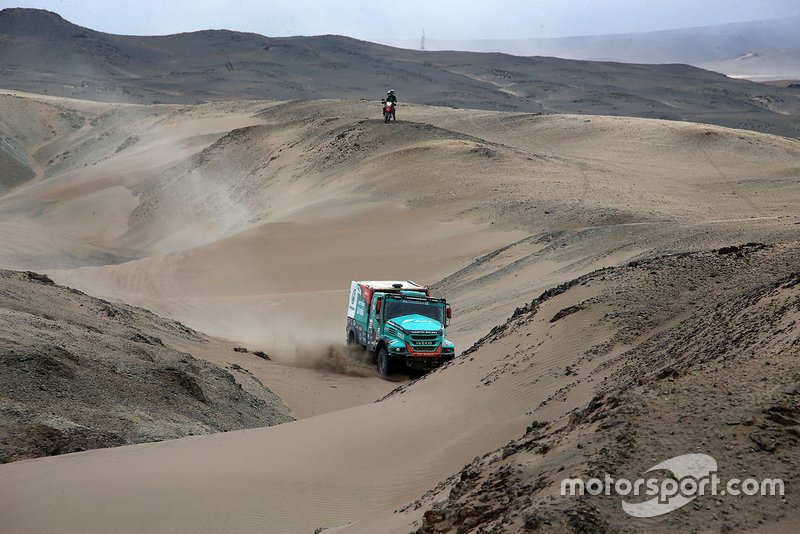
[410,333,440,351]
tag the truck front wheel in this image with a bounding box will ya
[376,346,392,376]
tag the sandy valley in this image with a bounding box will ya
[1,7,799,534]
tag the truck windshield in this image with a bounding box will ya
[384,299,444,324]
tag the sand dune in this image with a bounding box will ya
[1,94,796,350]
[0,87,798,532]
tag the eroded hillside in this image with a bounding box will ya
[0,269,292,463]
[392,243,800,533]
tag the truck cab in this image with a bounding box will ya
[346,281,455,375]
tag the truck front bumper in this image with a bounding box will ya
[404,355,454,371]
[389,342,455,371]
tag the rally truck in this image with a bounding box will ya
[346,280,455,375]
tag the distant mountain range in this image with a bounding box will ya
[702,48,800,81]
[383,16,800,80]
[1,8,798,137]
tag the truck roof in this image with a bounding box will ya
[354,280,427,292]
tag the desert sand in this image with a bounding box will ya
[0,80,798,533]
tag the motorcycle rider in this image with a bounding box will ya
[385,90,397,121]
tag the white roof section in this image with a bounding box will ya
[355,280,427,291]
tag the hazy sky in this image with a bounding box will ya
[3,0,800,40]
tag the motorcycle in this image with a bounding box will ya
[382,100,395,123]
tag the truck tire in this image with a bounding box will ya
[376,346,392,376]
[347,331,355,345]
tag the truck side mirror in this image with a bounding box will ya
[376,299,382,314]
[446,307,452,319]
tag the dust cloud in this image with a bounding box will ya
[288,342,378,377]
[254,326,380,378]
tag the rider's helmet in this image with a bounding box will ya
[387,90,394,95]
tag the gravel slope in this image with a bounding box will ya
[0,269,293,463]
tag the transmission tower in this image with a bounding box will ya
[421,29,426,51]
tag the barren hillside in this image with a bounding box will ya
[2,8,800,137]
[0,269,292,463]
[412,243,800,533]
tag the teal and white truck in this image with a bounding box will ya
[346,280,455,375]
